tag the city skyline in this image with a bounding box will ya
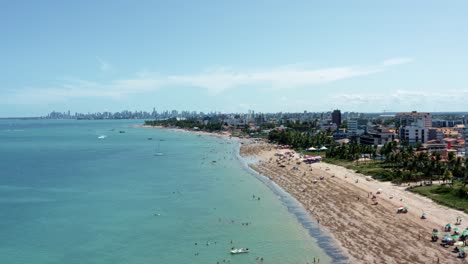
[2,1,468,117]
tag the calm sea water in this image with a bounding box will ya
[0,120,336,264]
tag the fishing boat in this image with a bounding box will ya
[230,248,249,254]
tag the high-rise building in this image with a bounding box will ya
[347,119,358,133]
[332,109,341,126]
[399,120,428,144]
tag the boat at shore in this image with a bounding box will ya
[230,248,249,254]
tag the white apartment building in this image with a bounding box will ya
[400,120,428,144]
[347,119,358,133]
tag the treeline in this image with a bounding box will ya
[379,141,467,183]
[326,143,376,161]
[267,129,334,149]
[144,118,223,132]
[268,128,468,185]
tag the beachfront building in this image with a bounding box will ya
[396,111,432,128]
[347,119,366,136]
[423,142,448,157]
[465,128,468,158]
[359,127,397,146]
[347,119,358,133]
[399,120,428,144]
[428,128,444,141]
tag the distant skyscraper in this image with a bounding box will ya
[332,109,342,126]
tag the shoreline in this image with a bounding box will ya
[234,141,351,263]
[240,143,467,264]
[138,124,467,263]
[139,124,350,262]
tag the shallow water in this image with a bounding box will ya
[0,119,336,264]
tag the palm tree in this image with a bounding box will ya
[443,170,454,185]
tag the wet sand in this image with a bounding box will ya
[241,142,468,264]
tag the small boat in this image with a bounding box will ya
[154,141,163,156]
[148,138,153,140]
[230,248,249,254]
[119,131,125,133]
[97,135,107,139]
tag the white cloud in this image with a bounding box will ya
[331,89,468,112]
[382,57,414,66]
[3,58,412,105]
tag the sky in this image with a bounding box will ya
[1,0,468,117]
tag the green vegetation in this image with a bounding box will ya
[411,184,468,213]
[145,118,223,132]
[326,142,376,161]
[267,129,334,149]
[323,158,395,181]
[268,130,468,185]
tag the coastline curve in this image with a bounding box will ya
[234,142,350,264]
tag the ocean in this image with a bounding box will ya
[0,119,338,264]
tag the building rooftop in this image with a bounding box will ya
[396,111,431,117]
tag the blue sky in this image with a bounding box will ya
[2,1,468,117]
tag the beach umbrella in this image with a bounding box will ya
[447,223,452,227]
[307,147,317,151]
[320,146,328,150]
[462,230,468,236]
[461,247,468,251]
[454,227,460,232]
[403,206,409,210]
[452,235,460,240]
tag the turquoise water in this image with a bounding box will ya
[0,120,337,264]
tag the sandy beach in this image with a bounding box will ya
[241,142,468,264]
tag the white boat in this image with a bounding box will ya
[230,248,249,254]
[98,135,107,139]
[154,140,164,156]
